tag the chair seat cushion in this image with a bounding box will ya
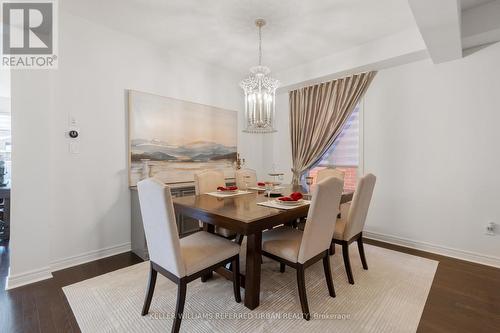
[180,231,240,276]
[262,226,303,263]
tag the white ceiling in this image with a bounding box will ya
[62,0,417,75]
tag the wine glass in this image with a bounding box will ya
[305,176,314,199]
[265,182,274,199]
[243,175,251,191]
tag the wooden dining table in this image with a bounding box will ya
[172,185,353,310]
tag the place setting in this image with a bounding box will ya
[207,185,252,198]
[257,190,311,210]
[247,181,284,193]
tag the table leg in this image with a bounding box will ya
[244,231,262,310]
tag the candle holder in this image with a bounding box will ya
[234,153,245,170]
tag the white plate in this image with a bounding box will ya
[249,186,279,191]
[275,198,303,206]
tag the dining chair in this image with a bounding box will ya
[330,173,376,284]
[194,170,236,238]
[137,178,241,333]
[234,168,257,245]
[261,176,344,320]
[316,167,345,184]
[295,168,345,229]
[235,168,257,189]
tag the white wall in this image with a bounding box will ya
[263,92,293,182]
[10,70,53,285]
[363,43,500,266]
[265,44,500,267]
[9,11,254,288]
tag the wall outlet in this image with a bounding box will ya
[485,222,496,236]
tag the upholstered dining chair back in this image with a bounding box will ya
[137,178,186,277]
[298,176,343,264]
[316,168,345,184]
[235,168,257,188]
[194,170,226,194]
[344,174,376,240]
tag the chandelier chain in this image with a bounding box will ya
[258,24,262,65]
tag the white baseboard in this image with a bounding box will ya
[6,266,53,290]
[50,242,132,272]
[364,230,500,268]
[6,242,132,290]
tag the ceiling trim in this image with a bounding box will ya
[276,29,428,92]
[408,0,462,64]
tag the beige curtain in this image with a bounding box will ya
[289,71,377,184]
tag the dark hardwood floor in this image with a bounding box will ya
[364,239,500,333]
[0,242,142,333]
[1,239,499,333]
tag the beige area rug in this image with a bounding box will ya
[63,244,437,333]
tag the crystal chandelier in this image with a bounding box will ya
[240,19,279,133]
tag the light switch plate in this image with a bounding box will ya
[69,114,78,127]
[69,142,79,154]
[485,222,496,236]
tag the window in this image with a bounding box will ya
[0,69,11,183]
[308,104,360,191]
[0,99,10,181]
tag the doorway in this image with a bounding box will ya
[0,69,11,290]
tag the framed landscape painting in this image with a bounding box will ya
[128,90,238,186]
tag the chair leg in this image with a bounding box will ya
[342,242,354,284]
[279,263,286,273]
[357,236,368,270]
[296,265,310,321]
[232,256,241,303]
[329,240,335,256]
[200,271,213,282]
[172,280,187,333]
[229,234,245,270]
[322,254,336,297]
[228,236,244,271]
[141,264,158,316]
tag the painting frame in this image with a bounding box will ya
[127,89,238,187]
